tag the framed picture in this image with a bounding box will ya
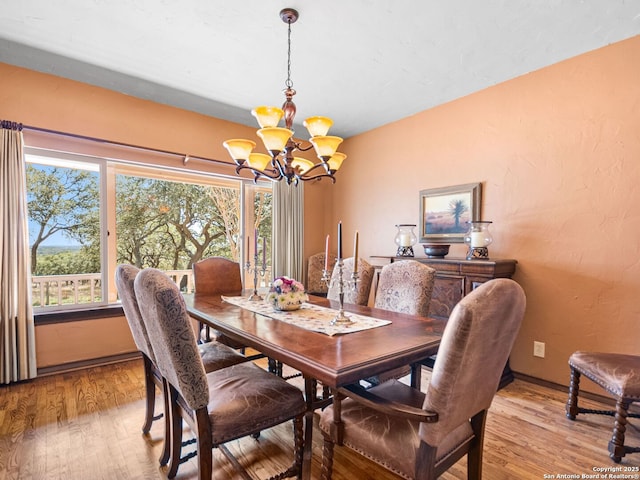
[419,182,482,243]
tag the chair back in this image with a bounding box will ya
[307,252,336,295]
[420,278,525,446]
[135,268,209,410]
[374,260,436,316]
[115,264,155,363]
[193,257,243,295]
[327,257,374,306]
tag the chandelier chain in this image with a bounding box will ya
[285,19,293,89]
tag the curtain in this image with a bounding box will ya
[272,181,304,281]
[0,120,37,384]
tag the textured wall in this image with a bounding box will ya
[325,36,640,391]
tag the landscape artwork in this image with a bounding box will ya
[419,182,481,243]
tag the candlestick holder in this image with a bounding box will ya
[245,253,267,301]
[322,259,359,325]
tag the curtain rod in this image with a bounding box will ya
[2,120,23,131]
[22,124,235,167]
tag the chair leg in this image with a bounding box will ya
[293,416,305,478]
[467,411,487,480]
[320,438,335,480]
[609,398,630,463]
[566,367,581,420]
[198,322,211,344]
[414,442,438,480]
[166,385,183,477]
[142,356,156,434]
[195,408,213,480]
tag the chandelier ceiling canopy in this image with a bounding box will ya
[223,8,346,185]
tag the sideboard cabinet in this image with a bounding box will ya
[371,256,517,319]
[371,256,518,387]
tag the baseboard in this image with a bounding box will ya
[513,371,616,407]
[37,351,141,377]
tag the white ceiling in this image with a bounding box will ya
[1,1,639,138]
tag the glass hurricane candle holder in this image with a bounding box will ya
[395,224,417,257]
[464,221,493,260]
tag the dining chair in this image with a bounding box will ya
[566,351,640,462]
[115,264,165,453]
[319,278,526,480]
[327,257,374,306]
[306,251,336,297]
[115,264,247,471]
[366,260,437,386]
[192,256,243,344]
[134,267,306,479]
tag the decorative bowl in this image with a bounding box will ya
[422,244,450,258]
[265,276,308,311]
[271,297,304,311]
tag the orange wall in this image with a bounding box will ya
[327,35,640,390]
[1,61,333,369]
[0,61,254,165]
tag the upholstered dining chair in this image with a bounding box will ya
[566,351,640,462]
[115,265,164,441]
[192,256,243,344]
[327,257,374,306]
[307,251,337,297]
[134,267,306,480]
[115,264,246,471]
[319,278,526,480]
[366,260,437,386]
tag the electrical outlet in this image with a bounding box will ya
[533,341,545,358]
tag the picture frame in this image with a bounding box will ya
[419,182,482,244]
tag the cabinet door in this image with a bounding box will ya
[429,275,464,319]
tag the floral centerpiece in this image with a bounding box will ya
[265,276,308,311]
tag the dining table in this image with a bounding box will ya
[183,292,446,479]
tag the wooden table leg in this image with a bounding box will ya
[302,376,316,480]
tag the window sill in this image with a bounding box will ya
[35,305,124,326]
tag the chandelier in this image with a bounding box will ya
[223,8,346,185]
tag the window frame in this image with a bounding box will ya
[25,146,272,317]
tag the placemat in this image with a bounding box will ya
[221,295,391,336]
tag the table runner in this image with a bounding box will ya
[221,296,391,336]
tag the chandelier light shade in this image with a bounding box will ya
[291,157,315,173]
[223,8,346,185]
[327,152,347,172]
[247,153,272,171]
[251,106,284,128]
[303,116,333,137]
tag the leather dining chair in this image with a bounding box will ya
[566,351,640,462]
[134,267,306,480]
[366,260,437,386]
[327,257,374,306]
[115,264,246,471]
[192,256,243,344]
[318,278,526,480]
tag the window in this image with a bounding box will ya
[26,150,272,312]
[27,154,103,310]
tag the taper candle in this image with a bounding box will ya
[337,222,343,260]
[254,228,258,256]
[246,236,250,264]
[353,230,359,274]
[324,234,330,270]
[262,237,267,269]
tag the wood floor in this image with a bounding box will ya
[1,359,639,480]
